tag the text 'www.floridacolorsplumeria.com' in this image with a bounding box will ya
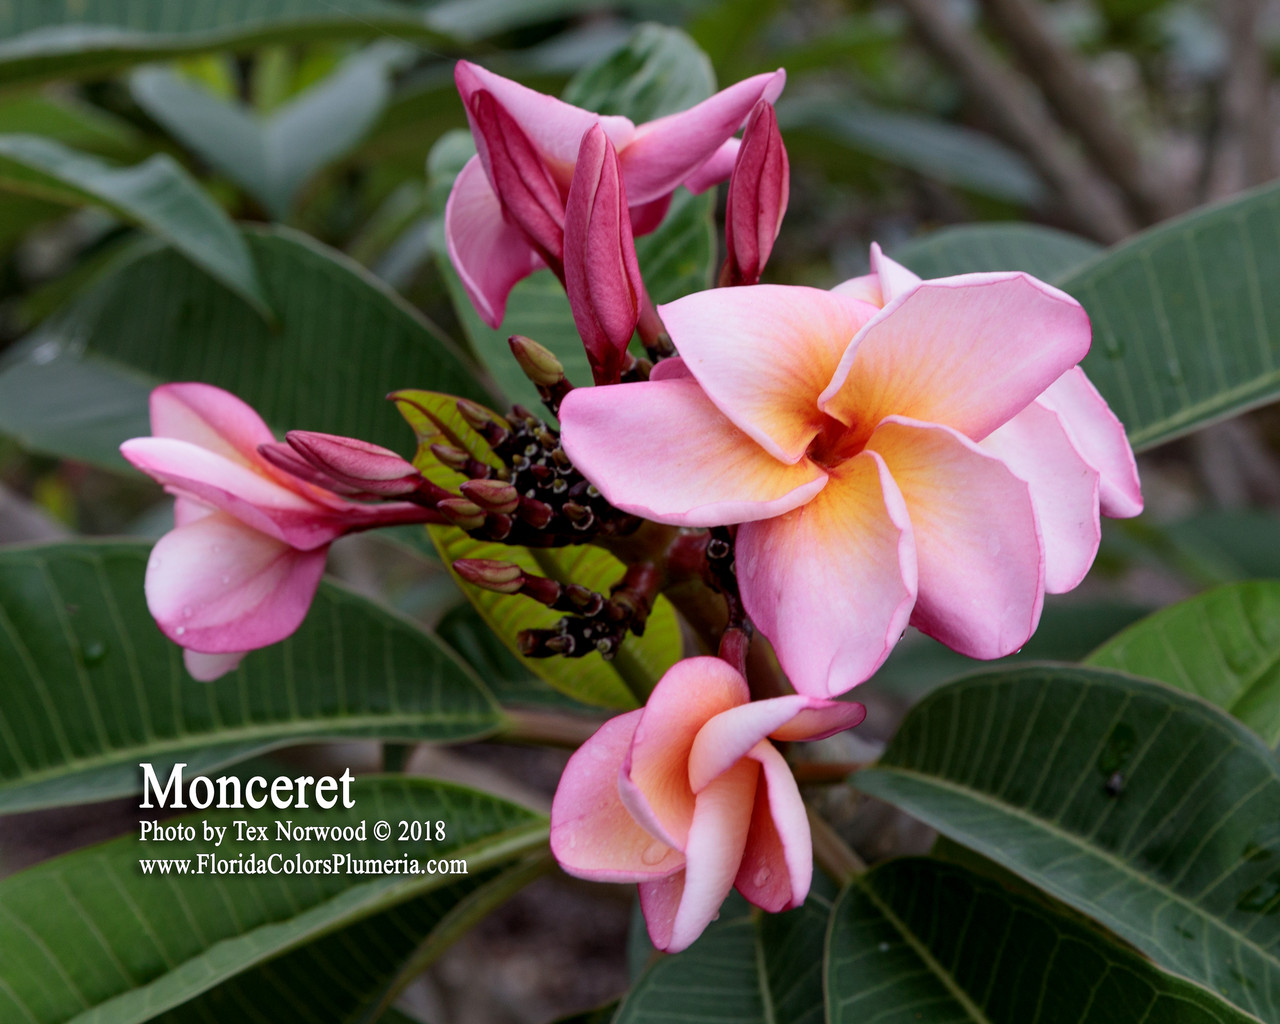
[138,852,469,876]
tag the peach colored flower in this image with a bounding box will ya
[560,246,1142,697]
[551,656,864,952]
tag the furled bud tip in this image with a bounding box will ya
[438,498,486,530]
[460,478,520,514]
[453,558,525,594]
[284,431,422,497]
[563,124,646,386]
[467,88,565,273]
[720,100,789,288]
[508,335,566,388]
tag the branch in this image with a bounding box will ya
[892,0,1137,243]
[977,0,1180,222]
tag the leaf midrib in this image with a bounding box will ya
[858,765,1280,974]
[0,709,501,790]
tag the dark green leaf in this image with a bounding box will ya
[0,541,502,813]
[561,23,715,122]
[0,1,451,87]
[855,666,1280,1021]
[132,45,410,219]
[1062,179,1280,450]
[615,890,828,1024]
[0,133,270,314]
[892,223,1102,281]
[0,777,546,1024]
[0,225,487,470]
[1087,581,1280,750]
[828,858,1260,1024]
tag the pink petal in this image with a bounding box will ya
[738,449,918,698]
[981,402,1101,594]
[638,871,686,952]
[868,416,1045,659]
[688,695,865,792]
[734,740,810,912]
[550,710,685,882]
[174,496,215,527]
[1037,366,1143,518]
[558,378,828,527]
[619,657,747,851]
[820,273,1091,445]
[683,137,740,194]
[869,241,922,305]
[648,355,691,381]
[628,193,672,237]
[149,383,275,469]
[145,512,327,653]
[121,438,345,550]
[831,273,883,307]
[455,61,635,177]
[445,155,543,328]
[183,650,246,682]
[657,285,879,464]
[620,70,786,205]
[665,759,758,952]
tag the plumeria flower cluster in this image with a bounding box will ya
[121,62,1141,953]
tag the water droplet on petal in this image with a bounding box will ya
[641,841,668,866]
[182,605,193,618]
[753,867,771,887]
[175,626,186,636]
[221,575,231,585]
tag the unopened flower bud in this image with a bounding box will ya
[285,431,422,497]
[564,124,646,386]
[439,498,486,530]
[430,443,471,471]
[259,441,363,495]
[720,100,788,288]
[467,89,565,273]
[518,496,555,529]
[453,558,525,594]
[460,478,520,514]
[509,335,567,387]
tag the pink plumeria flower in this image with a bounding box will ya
[551,656,864,953]
[560,245,1143,698]
[446,60,785,329]
[120,384,436,681]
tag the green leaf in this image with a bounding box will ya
[891,223,1103,281]
[436,603,600,714]
[132,44,411,219]
[0,225,487,470]
[615,891,828,1024]
[0,777,547,1024]
[0,541,502,813]
[561,23,715,121]
[854,666,1280,1022]
[0,134,270,315]
[0,1,453,87]
[1061,179,1280,450]
[152,856,545,1024]
[780,96,1046,205]
[429,526,682,711]
[1087,581,1280,751]
[828,858,1261,1024]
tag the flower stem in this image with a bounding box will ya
[808,806,866,883]
[499,708,606,747]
